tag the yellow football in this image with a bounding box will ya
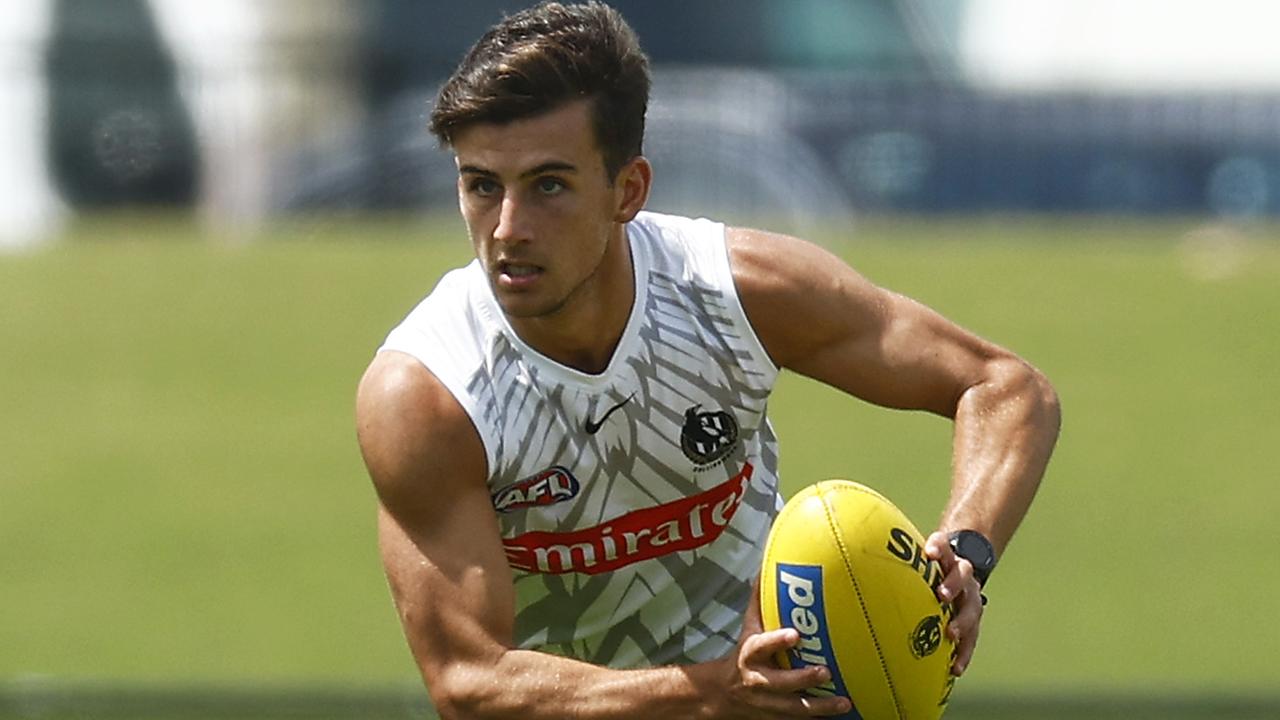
[760,480,957,720]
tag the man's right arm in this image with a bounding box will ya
[356,351,846,720]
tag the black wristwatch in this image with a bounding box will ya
[948,530,997,588]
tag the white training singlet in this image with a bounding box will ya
[379,211,782,668]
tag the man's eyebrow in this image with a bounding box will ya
[457,162,579,178]
[521,162,578,178]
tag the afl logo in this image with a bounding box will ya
[680,405,740,466]
[492,466,580,513]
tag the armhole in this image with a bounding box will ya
[377,338,497,481]
[708,223,781,381]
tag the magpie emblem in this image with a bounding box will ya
[679,405,739,465]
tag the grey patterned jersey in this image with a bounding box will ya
[380,211,782,668]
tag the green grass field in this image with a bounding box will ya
[2,213,1278,716]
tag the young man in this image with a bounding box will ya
[355,2,1060,718]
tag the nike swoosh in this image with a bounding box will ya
[584,392,635,435]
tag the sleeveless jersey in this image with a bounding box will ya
[379,211,782,668]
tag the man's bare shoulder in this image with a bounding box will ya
[355,350,487,511]
[723,226,801,297]
[725,226,888,371]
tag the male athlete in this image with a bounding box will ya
[356,3,1060,718]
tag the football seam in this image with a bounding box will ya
[822,484,907,720]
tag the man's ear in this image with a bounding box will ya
[612,156,652,223]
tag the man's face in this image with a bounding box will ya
[451,100,629,320]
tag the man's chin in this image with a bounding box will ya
[494,293,566,320]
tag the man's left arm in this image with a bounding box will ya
[727,226,1061,675]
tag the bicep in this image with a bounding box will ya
[797,290,1005,416]
[729,227,1012,417]
[356,352,515,685]
[378,492,516,675]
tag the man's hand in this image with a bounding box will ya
[925,532,984,676]
[709,579,854,718]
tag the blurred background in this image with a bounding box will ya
[7,0,1280,248]
[2,1,1278,718]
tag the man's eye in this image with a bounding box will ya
[537,177,566,195]
[469,178,499,196]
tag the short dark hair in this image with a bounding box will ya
[429,1,651,180]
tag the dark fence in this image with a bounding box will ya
[279,72,1280,223]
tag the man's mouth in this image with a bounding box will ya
[497,261,544,287]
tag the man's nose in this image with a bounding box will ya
[493,193,530,245]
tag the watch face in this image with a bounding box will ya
[952,531,995,569]
[961,536,994,566]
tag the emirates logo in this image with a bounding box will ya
[502,464,754,575]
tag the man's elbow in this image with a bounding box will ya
[430,666,488,717]
[1029,363,1061,433]
[1007,357,1061,445]
[428,662,505,720]
[978,354,1060,428]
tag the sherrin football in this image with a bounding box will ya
[760,480,957,720]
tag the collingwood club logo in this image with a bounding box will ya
[679,404,739,466]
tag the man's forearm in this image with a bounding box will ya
[941,358,1060,554]
[431,647,727,720]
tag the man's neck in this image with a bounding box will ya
[508,229,635,375]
